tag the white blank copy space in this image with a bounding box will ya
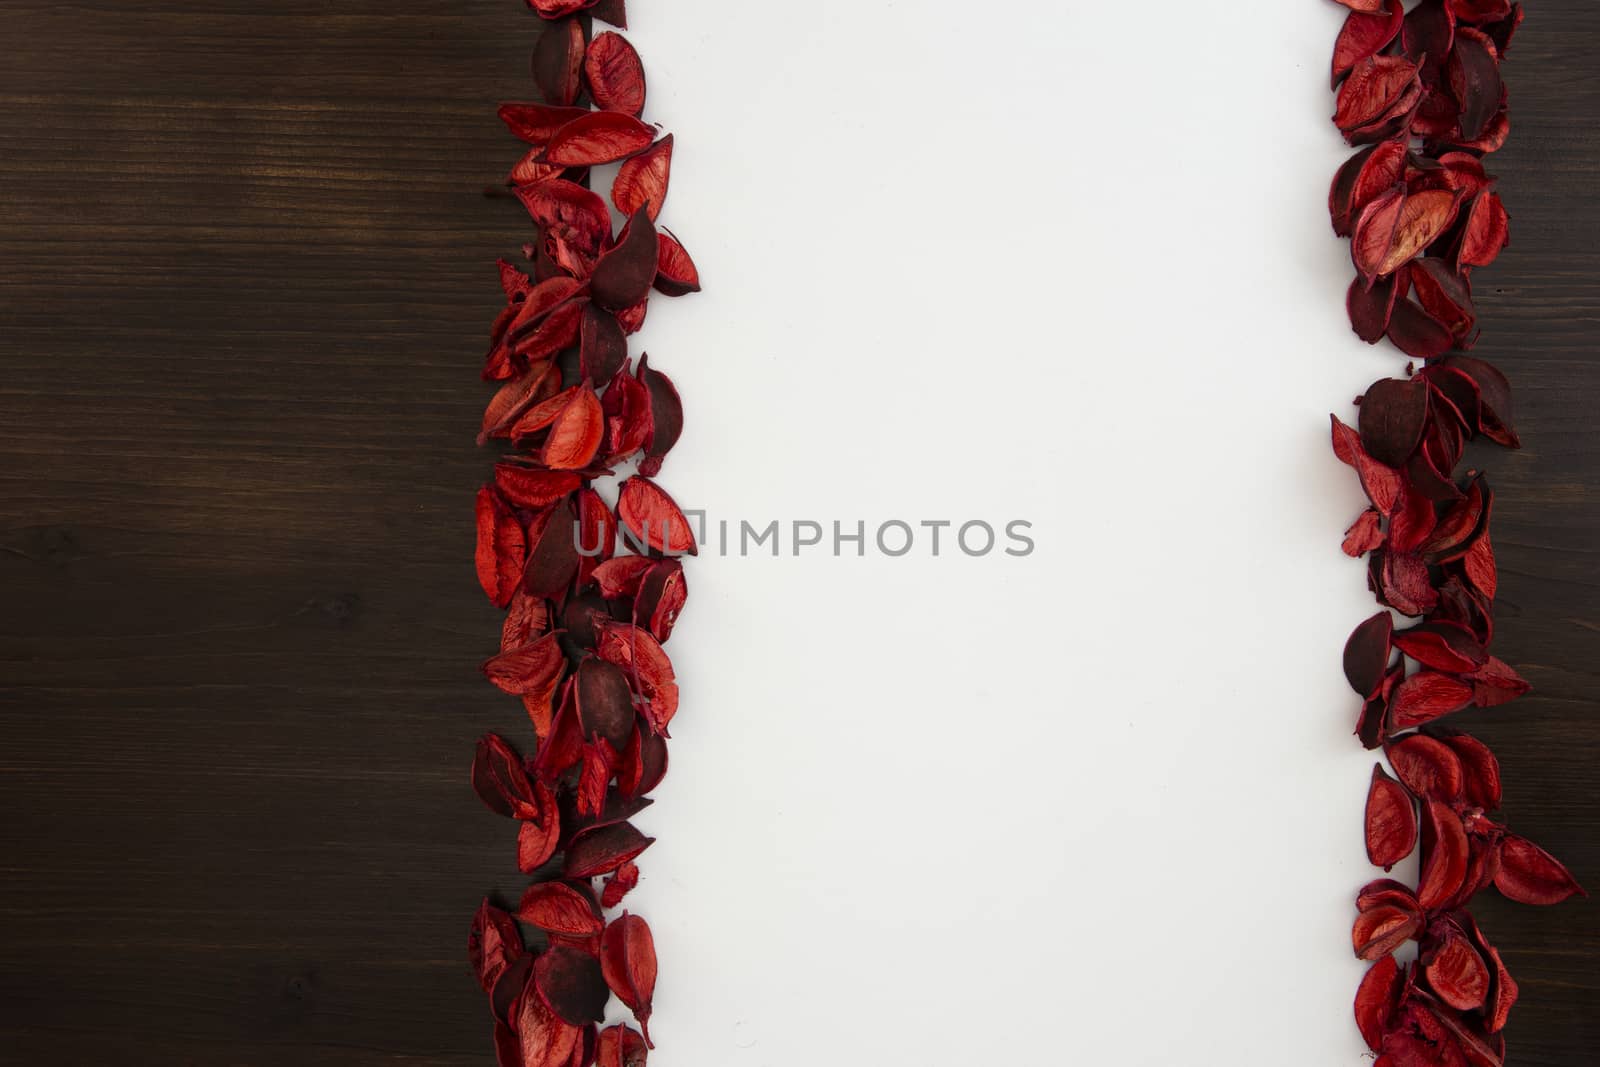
[622,2,1399,1063]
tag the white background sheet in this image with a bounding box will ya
[617,2,1410,1062]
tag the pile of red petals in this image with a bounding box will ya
[470,4,699,1065]
[1327,2,1584,1063]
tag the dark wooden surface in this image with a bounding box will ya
[0,3,1596,1065]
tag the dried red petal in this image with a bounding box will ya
[1440,354,1518,446]
[545,112,658,167]
[1335,55,1420,137]
[1387,734,1465,801]
[500,102,592,145]
[1343,508,1385,557]
[613,136,673,221]
[592,207,660,312]
[600,914,657,1044]
[1366,764,1418,870]
[596,1024,648,1067]
[616,476,697,556]
[519,882,604,937]
[1447,0,1512,25]
[601,860,641,909]
[575,487,617,588]
[1355,188,1460,280]
[653,232,701,296]
[517,977,583,1067]
[1456,191,1510,272]
[540,386,605,470]
[1425,925,1491,1012]
[496,465,584,509]
[1332,415,1403,515]
[1438,731,1502,810]
[1344,611,1394,698]
[477,487,528,608]
[1355,955,1404,1052]
[565,820,654,879]
[1334,0,1392,12]
[1333,5,1405,88]
[1418,798,1470,910]
[519,807,562,872]
[517,180,614,262]
[1494,833,1586,905]
[484,631,567,698]
[473,733,541,821]
[533,945,611,1027]
[1404,0,1457,82]
[577,656,637,749]
[532,16,587,108]
[1353,902,1422,960]
[636,356,683,476]
[1386,296,1458,359]
[633,559,687,642]
[585,31,647,116]
[595,621,679,734]
[1392,671,1476,729]
[1393,622,1487,673]
[470,899,526,994]
[524,498,582,598]
[1374,548,1439,616]
[1449,29,1504,143]
[1360,377,1431,468]
[502,590,551,653]
[1410,258,1477,345]
[581,305,629,386]
[1463,531,1497,600]
[1347,269,1403,343]
[590,555,657,599]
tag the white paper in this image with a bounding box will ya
[620,3,1403,1062]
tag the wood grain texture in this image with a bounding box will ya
[0,3,1596,1065]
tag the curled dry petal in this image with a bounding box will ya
[1356,189,1460,280]
[1424,926,1491,1012]
[1449,29,1505,144]
[534,945,611,1026]
[1418,798,1470,910]
[1353,902,1422,960]
[1387,297,1457,360]
[581,305,629,386]
[617,476,697,555]
[577,656,637,749]
[1391,671,1476,729]
[524,498,583,598]
[613,135,673,221]
[470,899,526,993]
[1387,734,1465,801]
[502,589,551,656]
[519,882,604,937]
[477,487,527,608]
[654,232,701,296]
[565,820,655,878]
[500,102,592,145]
[601,914,658,1044]
[596,621,679,733]
[1393,621,1487,673]
[1332,415,1403,515]
[519,807,562,872]
[633,559,687,642]
[1441,354,1518,446]
[1343,611,1394,698]
[1439,731,1501,810]
[592,207,661,312]
[1334,55,1420,136]
[1359,377,1430,468]
[1366,764,1418,870]
[601,860,641,909]
[517,977,583,1067]
[1457,191,1510,272]
[1347,269,1402,343]
[1494,834,1586,905]
[1355,955,1404,1052]
[596,1024,648,1067]
[1333,6,1405,88]
[541,385,605,470]
[517,180,614,260]
[636,356,683,476]
[590,555,657,599]
[473,733,541,821]
[585,32,647,116]
[532,16,587,108]
[1343,508,1384,557]
[496,466,583,510]
[484,630,568,698]
[545,112,658,167]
